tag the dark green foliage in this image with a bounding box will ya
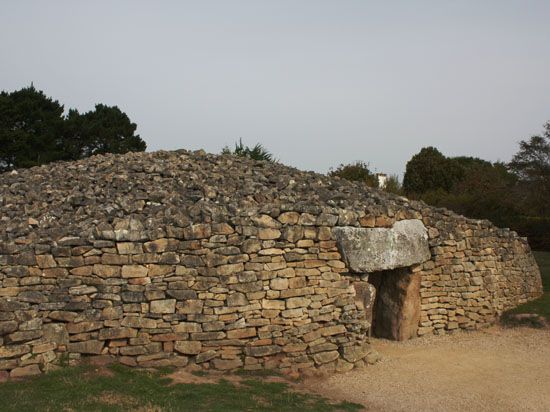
[421,159,519,227]
[508,123,550,217]
[402,147,463,194]
[63,105,146,161]
[0,363,362,411]
[402,144,550,250]
[0,85,65,171]
[222,138,276,162]
[0,85,146,171]
[328,161,378,187]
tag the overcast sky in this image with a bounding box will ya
[2,1,550,176]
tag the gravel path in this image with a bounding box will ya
[303,326,550,411]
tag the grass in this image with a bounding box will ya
[504,251,550,320]
[0,363,362,412]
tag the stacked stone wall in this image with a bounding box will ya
[0,212,375,379]
[417,212,542,335]
[0,150,543,378]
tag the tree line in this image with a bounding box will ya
[0,85,146,171]
[225,128,550,251]
[2,86,548,250]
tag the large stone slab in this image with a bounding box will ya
[333,219,430,272]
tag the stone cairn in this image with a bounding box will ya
[0,150,543,379]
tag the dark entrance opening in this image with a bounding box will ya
[368,267,420,341]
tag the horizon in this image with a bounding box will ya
[2,1,549,177]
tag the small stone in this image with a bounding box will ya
[10,365,41,378]
[67,321,103,334]
[212,358,243,370]
[150,299,176,314]
[196,350,218,363]
[227,293,248,307]
[252,215,281,228]
[69,285,98,295]
[278,212,300,225]
[365,350,382,364]
[68,340,104,354]
[245,345,281,357]
[313,350,339,365]
[98,327,137,340]
[258,228,281,240]
[121,265,148,278]
[270,278,289,290]
[174,341,202,355]
[227,327,257,339]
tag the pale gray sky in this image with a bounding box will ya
[2,0,550,176]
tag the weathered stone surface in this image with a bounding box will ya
[68,340,104,354]
[313,350,339,365]
[370,270,420,341]
[43,324,69,346]
[150,299,176,314]
[98,327,137,340]
[341,345,369,363]
[0,149,543,377]
[174,341,202,355]
[333,220,431,272]
[212,358,243,370]
[10,364,41,378]
[121,265,148,278]
[66,321,103,334]
[245,345,281,357]
[121,317,157,329]
[0,321,18,335]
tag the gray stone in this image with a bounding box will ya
[68,340,104,354]
[333,219,431,272]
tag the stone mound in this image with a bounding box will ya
[0,149,543,379]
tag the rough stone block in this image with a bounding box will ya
[150,299,176,314]
[333,219,431,272]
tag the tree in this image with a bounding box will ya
[508,122,550,217]
[402,147,463,195]
[62,104,146,160]
[0,85,65,171]
[328,161,378,187]
[0,86,147,171]
[222,139,276,162]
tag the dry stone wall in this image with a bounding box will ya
[0,150,543,378]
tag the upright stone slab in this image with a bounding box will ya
[333,219,431,272]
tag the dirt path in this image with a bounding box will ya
[303,326,550,411]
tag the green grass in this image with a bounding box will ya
[505,251,550,319]
[0,363,362,412]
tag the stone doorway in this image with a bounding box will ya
[368,268,420,341]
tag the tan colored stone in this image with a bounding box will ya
[121,265,148,278]
[93,264,120,278]
[10,364,41,378]
[175,341,202,355]
[258,228,281,240]
[227,327,257,339]
[116,242,143,255]
[98,327,137,340]
[150,299,177,314]
[278,212,300,225]
[252,215,281,228]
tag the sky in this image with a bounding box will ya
[2,1,550,177]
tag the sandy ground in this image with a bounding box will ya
[302,326,550,412]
